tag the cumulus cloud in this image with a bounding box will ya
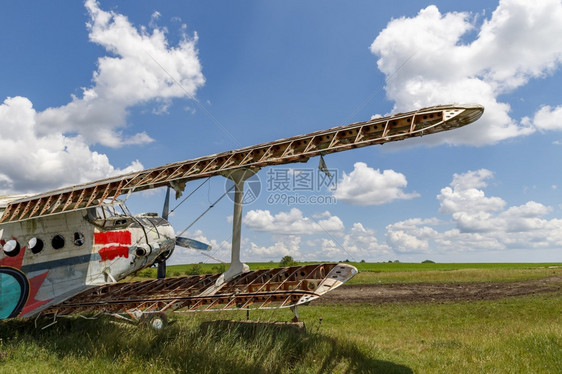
[437,169,557,239]
[386,169,562,253]
[172,229,304,263]
[333,162,419,205]
[386,218,440,253]
[531,105,562,131]
[37,0,205,147]
[243,208,345,235]
[438,169,506,232]
[0,1,204,194]
[248,235,302,258]
[0,97,142,193]
[190,170,562,261]
[370,0,562,145]
[244,221,389,262]
[318,223,391,259]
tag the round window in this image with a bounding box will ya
[52,235,65,250]
[28,237,44,254]
[3,240,21,257]
[74,232,85,247]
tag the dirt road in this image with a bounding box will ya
[316,276,562,304]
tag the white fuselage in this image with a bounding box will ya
[0,202,175,319]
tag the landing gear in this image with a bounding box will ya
[140,312,168,331]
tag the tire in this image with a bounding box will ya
[141,312,168,331]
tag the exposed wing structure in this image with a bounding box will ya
[42,263,355,316]
[0,104,483,223]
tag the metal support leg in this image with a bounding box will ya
[157,261,166,279]
[222,168,257,282]
[201,167,259,296]
[290,305,299,322]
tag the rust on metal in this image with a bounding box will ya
[1,104,483,223]
[42,263,354,317]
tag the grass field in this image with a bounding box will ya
[1,263,561,373]
[134,261,562,282]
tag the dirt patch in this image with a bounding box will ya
[315,276,562,304]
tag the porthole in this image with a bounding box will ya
[3,239,21,257]
[28,237,44,254]
[52,235,65,250]
[73,232,85,247]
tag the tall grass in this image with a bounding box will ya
[2,264,561,373]
[0,313,410,373]
[1,291,561,373]
[300,293,562,373]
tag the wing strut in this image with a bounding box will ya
[157,187,172,279]
[201,167,260,296]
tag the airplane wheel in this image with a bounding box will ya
[141,312,168,331]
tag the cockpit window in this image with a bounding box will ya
[87,203,129,220]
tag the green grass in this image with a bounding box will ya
[349,266,562,284]
[133,262,562,285]
[3,263,561,373]
[1,292,561,373]
[298,294,562,373]
[0,313,409,373]
[350,262,562,272]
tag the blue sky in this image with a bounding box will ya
[1,0,561,264]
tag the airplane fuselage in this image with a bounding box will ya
[0,201,174,319]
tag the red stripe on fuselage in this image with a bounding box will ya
[94,231,131,245]
[99,245,129,261]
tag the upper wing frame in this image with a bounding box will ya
[0,104,483,223]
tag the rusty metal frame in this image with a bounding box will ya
[1,104,483,223]
[42,263,351,317]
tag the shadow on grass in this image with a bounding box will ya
[0,316,412,374]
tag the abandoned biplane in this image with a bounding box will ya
[0,104,483,327]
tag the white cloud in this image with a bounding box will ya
[243,208,345,235]
[183,170,562,261]
[532,105,562,131]
[307,223,391,260]
[438,170,505,233]
[244,221,390,262]
[386,218,440,253]
[247,235,302,259]
[341,222,391,256]
[0,97,142,194]
[385,169,562,253]
[0,1,204,194]
[172,229,304,263]
[370,0,562,146]
[438,169,506,232]
[449,169,494,190]
[333,162,419,205]
[318,239,343,259]
[434,229,505,251]
[37,0,205,148]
